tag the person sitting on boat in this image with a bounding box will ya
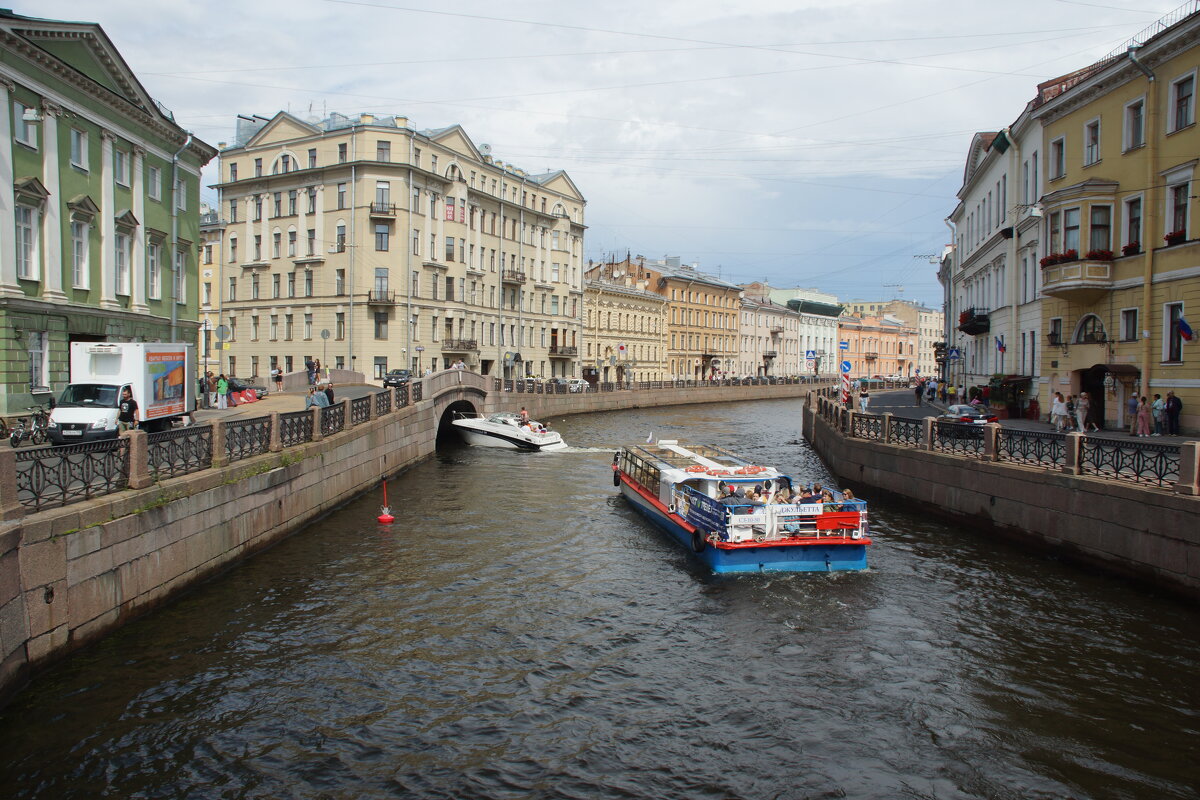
[820,489,837,509]
[773,485,795,505]
[519,407,529,425]
[717,484,742,505]
[840,489,858,509]
[798,484,823,503]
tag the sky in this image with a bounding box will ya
[32,0,1184,307]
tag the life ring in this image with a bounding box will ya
[691,530,706,552]
[686,465,707,473]
[851,528,863,540]
[707,469,728,476]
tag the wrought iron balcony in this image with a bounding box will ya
[501,269,526,284]
[863,351,878,360]
[763,350,778,358]
[549,344,578,357]
[957,307,990,335]
[443,338,478,351]
[369,202,396,217]
[367,290,396,304]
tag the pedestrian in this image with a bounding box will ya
[1064,395,1076,431]
[272,363,283,392]
[1135,396,1152,436]
[216,374,229,409]
[1075,392,1090,432]
[1051,392,1067,432]
[1151,393,1165,436]
[305,358,316,385]
[858,387,870,412]
[520,406,529,425]
[1165,391,1183,435]
[207,371,218,407]
[305,386,330,409]
[324,382,335,404]
[1127,393,1139,435]
[117,387,138,432]
[315,359,322,383]
[913,381,923,406]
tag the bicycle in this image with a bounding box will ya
[10,405,50,447]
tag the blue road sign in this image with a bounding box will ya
[805,350,816,360]
[840,360,852,373]
[839,341,849,350]
[948,347,961,361]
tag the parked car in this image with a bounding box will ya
[936,404,998,425]
[228,377,268,397]
[565,378,590,393]
[382,369,412,388]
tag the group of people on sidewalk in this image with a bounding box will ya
[1125,391,1183,436]
[1049,391,1101,433]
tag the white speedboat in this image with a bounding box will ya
[452,411,568,452]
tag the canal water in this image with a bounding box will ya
[1,397,1197,799]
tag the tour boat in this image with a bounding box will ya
[612,440,870,573]
[452,411,568,452]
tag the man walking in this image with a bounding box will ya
[1165,391,1183,435]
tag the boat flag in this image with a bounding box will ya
[1179,316,1194,342]
[646,432,654,443]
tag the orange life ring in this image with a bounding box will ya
[707,469,728,476]
[686,465,706,473]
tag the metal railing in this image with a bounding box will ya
[888,417,923,447]
[998,429,1066,468]
[226,417,271,462]
[932,421,984,455]
[14,438,130,512]
[1080,436,1180,486]
[321,403,345,437]
[351,396,371,425]
[850,413,884,440]
[375,390,392,416]
[148,426,213,480]
[279,409,313,447]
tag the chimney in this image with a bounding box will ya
[360,113,374,125]
[394,116,408,128]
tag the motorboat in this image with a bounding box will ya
[452,411,568,452]
[612,440,870,573]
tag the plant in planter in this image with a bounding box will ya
[1085,248,1114,260]
[1040,253,1061,267]
[1164,229,1186,246]
[1121,241,1141,256]
[1062,248,1078,261]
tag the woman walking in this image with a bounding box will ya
[1135,396,1152,437]
[1050,392,1067,432]
[216,374,229,410]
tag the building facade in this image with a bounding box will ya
[837,314,917,379]
[637,257,741,380]
[1032,13,1199,431]
[213,112,585,382]
[846,299,945,378]
[0,10,215,415]
[582,260,668,382]
[738,285,802,377]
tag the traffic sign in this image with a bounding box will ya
[805,349,816,360]
[839,341,849,350]
[840,360,852,374]
[948,347,961,361]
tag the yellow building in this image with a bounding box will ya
[639,257,741,380]
[583,260,668,383]
[1033,14,1198,431]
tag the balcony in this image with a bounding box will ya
[443,338,478,352]
[762,350,778,359]
[369,202,396,218]
[1041,258,1113,303]
[549,344,578,357]
[863,351,878,360]
[501,269,526,284]
[367,290,396,305]
[957,307,990,335]
[1047,332,1064,347]
[769,325,784,334]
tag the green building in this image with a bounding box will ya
[0,10,216,417]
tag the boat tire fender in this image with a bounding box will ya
[668,502,676,514]
[691,531,706,552]
[612,467,621,487]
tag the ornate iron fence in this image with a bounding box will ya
[933,421,984,455]
[850,413,884,440]
[280,410,314,447]
[226,416,272,462]
[998,429,1066,468]
[395,385,409,408]
[1080,437,1180,486]
[148,426,213,480]
[375,390,392,416]
[351,396,371,425]
[321,403,345,436]
[888,417,923,447]
[14,438,130,512]
[411,382,423,402]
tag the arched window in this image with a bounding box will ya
[1073,314,1107,344]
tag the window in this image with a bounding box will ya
[304,313,312,339]
[280,154,291,173]
[1074,314,1105,344]
[1121,308,1138,341]
[1048,211,1062,254]
[1089,206,1111,252]
[431,154,438,173]
[175,178,187,211]
[147,241,160,299]
[272,273,280,298]
[273,192,282,217]
[307,229,316,256]
[272,231,281,259]
[70,128,88,169]
[205,244,213,265]
[1124,98,1145,150]
[28,331,48,392]
[1083,119,1100,166]
[1171,73,1195,132]
[1048,317,1063,346]
[1049,137,1066,179]
[338,143,347,163]
[114,148,130,186]
[336,313,345,340]
[288,190,297,215]
[1165,302,1186,362]
[337,183,347,210]
[16,205,40,280]
[336,269,346,296]
[1169,182,1189,237]
[336,224,347,252]
[254,158,263,177]
[411,228,421,256]
[148,165,161,201]
[377,140,390,162]
[253,234,262,261]
[115,233,131,295]
[1125,196,1142,249]
[72,221,90,288]
[229,162,238,181]
[375,180,390,207]
[375,312,388,340]
[254,196,263,221]
[228,276,237,301]
[445,236,455,261]
[307,187,317,213]
[14,101,39,148]
[287,273,295,297]
[305,270,313,297]
[308,148,317,169]
[251,272,260,299]
[229,199,238,223]
[375,224,390,251]
[270,316,279,340]
[1064,207,1080,253]
[230,236,238,263]
[288,230,297,257]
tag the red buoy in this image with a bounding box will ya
[378,479,395,524]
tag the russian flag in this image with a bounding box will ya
[995,335,1006,353]
[1180,316,1194,342]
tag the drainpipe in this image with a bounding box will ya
[944,218,956,381]
[1129,45,1157,398]
[170,132,194,342]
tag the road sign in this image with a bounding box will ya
[320,329,330,340]
[948,347,961,361]
[805,350,816,360]
[215,325,231,342]
[839,341,849,350]
[805,359,815,371]
[840,360,852,374]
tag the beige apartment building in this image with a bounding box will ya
[838,314,918,378]
[737,291,802,378]
[210,111,586,382]
[845,299,943,378]
[582,261,668,383]
[638,257,741,380]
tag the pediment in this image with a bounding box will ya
[14,175,50,202]
[114,208,139,229]
[246,112,322,147]
[532,170,585,202]
[67,194,100,219]
[427,125,482,161]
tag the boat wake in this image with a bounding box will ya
[559,445,617,453]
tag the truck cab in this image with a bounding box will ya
[47,382,125,444]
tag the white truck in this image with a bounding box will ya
[47,342,196,444]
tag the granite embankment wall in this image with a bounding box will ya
[801,394,1200,599]
[0,375,820,703]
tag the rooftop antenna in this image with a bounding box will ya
[884,283,904,298]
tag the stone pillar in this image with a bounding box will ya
[39,101,67,302]
[0,449,24,521]
[0,80,19,297]
[1063,432,1083,475]
[130,147,148,313]
[340,398,351,429]
[124,429,153,490]
[99,131,119,310]
[922,416,935,451]
[211,419,229,468]
[845,409,856,437]
[1174,441,1199,496]
[268,411,282,453]
[881,412,893,443]
[983,422,1000,462]
[311,407,323,441]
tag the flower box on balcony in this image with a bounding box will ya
[1085,249,1114,261]
[1121,241,1141,256]
[1164,230,1186,247]
[1040,249,1080,267]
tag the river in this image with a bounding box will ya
[1,397,1197,799]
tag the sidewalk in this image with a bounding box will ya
[192,384,375,424]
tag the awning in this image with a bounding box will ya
[1096,363,1139,376]
[993,374,1032,385]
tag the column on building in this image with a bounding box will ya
[99,130,118,309]
[39,101,66,301]
[131,147,147,311]
[0,82,17,295]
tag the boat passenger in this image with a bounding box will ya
[717,484,742,505]
[773,485,795,504]
[841,489,857,508]
[519,407,529,425]
[820,489,836,509]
